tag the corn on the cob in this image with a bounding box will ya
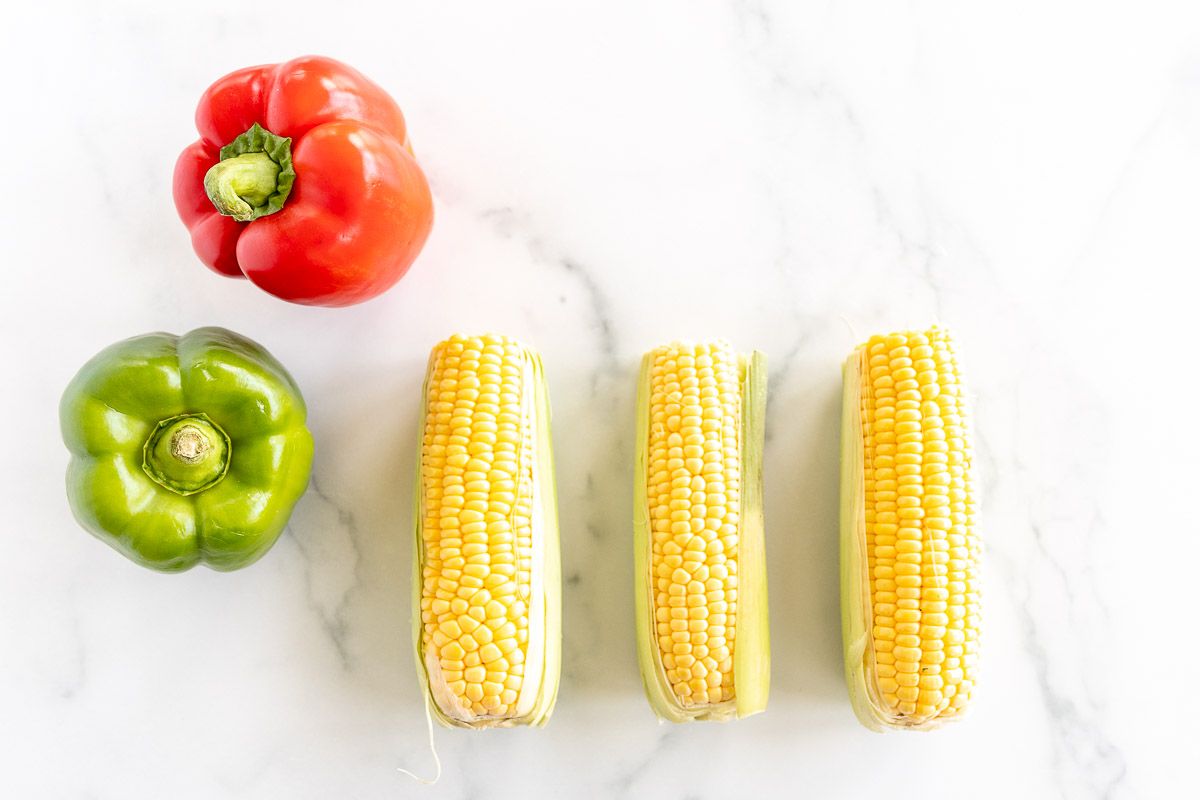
[413,333,561,728]
[634,341,769,722]
[840,326,980,731]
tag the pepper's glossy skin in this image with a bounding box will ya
[173,55,434,307]
[60,327,314,572]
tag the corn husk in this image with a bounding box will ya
[633,348,770,722]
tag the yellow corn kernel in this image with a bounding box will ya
[646,342,742,708]
[415,334,561,729]
[635,342,770,723]
[841,326,980,731]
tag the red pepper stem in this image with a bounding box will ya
[204,153,280,222]
[203,123,296,223]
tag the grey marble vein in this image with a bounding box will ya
[287,474,366,670]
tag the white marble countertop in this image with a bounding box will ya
[1,1,1195,797]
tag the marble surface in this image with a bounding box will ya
[1,1,1195,797]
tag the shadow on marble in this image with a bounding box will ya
[761,361,847,706]
[276,364,426,716]
[549,356,643,702]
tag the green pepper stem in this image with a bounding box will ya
[169,423,213,464]
[142,413,231,496]
[204,153,282,222]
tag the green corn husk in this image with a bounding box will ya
[412,336,561,729]
[633,346,770,722]
[840,350,889,732]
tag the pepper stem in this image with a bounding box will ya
[204,153,281,221]
[143,413,231,495]
[202,122,296,223]
[169,423,214,464]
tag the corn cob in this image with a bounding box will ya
[840,326,980,731]
[634,341,769,722]
[413,334,561,728]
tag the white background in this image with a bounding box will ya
[1,1,1196,798]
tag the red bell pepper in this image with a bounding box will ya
[173,56,434,307]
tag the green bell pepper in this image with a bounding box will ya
[60,327,314,572]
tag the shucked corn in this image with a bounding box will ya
[414,334,560,728]
[407,327,977,731]
[634,341,770,722]
[840,326,980,731]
